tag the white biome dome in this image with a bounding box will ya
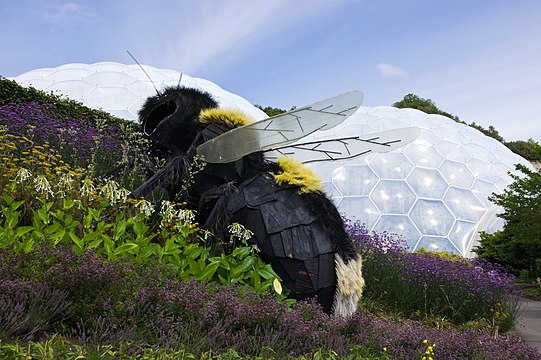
[12,63,533,257]
[302,107,534,257]
[10,62,267,121]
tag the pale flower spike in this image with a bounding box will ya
[135,199,155,217]
[159,200,175,223]
[34,175,54,198]
[80,178,95,200]
[15,168,32,183]
[177,208,195,224]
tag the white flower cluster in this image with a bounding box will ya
[133,198,155,217]
[227,222,254,242]
[100,179,130,205]
[33,175,54,198]
[15,168,32,183]
[159,200,195,228]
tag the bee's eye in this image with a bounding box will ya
[144,100,177,136]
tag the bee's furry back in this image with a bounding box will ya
[138,86,218,125]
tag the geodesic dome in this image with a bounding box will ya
[10,62,267,121]
[11,62,533,257]
[303,107,534,257]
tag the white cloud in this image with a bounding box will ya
[119,0,348,75]
[42,2,95,26]
[377,63,408,77]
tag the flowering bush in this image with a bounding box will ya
[0,279,70,340]
[1,101,121,175]
[1,246,539,359]
[0,100,153,189]
[347,221,520,332]
[1,132,285,305]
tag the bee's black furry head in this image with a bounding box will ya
[139,86,219,155]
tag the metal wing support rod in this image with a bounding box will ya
[267,127,421,164]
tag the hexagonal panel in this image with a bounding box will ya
[47,68,93,81]
[338,197,380,228]
[410,199,454,236]
[464,142,498,163]
[369,152,413,179]
[467,158,499,183]
[85,71,135,86]
[439,160,475,188]
[434,139,459,157]
[19,78,55,89]
[471,179,499,207]
[444,144,472,163]
[416,236,459,253]
[331,165,379,196]
[432,124,461,143]
[403,143,444,168]
[481,210,505,234]
[449,220,478,256]
[370,180,416,214]
[126,67,178,83]
[47,80,96,98]
[407,168,448,199]
[84,87,140,109]
[495,176,513,192]
[444,187,487,222]
[491,161,514,177]
[332,112,379,135]
[373,215,420,250]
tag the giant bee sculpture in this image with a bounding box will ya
[131,86,419,316]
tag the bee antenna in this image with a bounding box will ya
[127,50,160,96]
[177,73,183,87]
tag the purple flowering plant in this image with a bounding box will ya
[1,245,539,359]
[0,100,153,189]
[346,220,520,331]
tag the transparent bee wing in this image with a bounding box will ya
[265,127,421,163]
[196,91,363,163]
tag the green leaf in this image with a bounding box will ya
[87,235,104,249]
[22,238,34,253]
[231,246,251,258]
[163,238,180,255]
[231,256,256,278]
[15,226,34,237]
[257,265,278,280]
[114,243,138,256]
[113,220,128,240]
[140,243,161,259]
[198,262,220,281]
[69,233,84,250]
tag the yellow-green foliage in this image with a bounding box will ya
[273,156,323,194]
[1,131,84,202]
[1,131,136,224]
[199,108,254,129]
[415,247,466,263]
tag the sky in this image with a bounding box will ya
[1,0,540,142]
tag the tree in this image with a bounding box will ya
[255,105,296,117]
[392,94,510,144]
[393,93,460,121]
[475,164,541,278]
[504,139,541,161]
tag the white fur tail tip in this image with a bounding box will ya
[333,254,365,317]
